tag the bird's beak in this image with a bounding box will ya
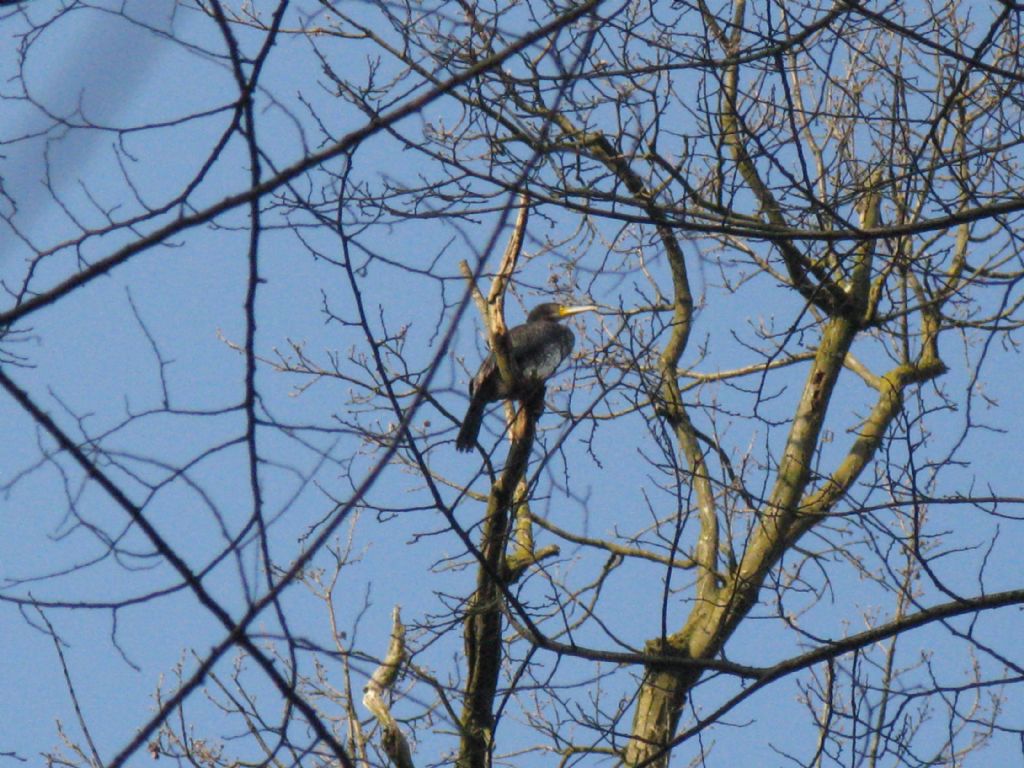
[558,304,598,318]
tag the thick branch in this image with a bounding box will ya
[553,114,718,601]
[458,390,543,768]
[363,607,414,768]
[550,113,729,768]
[713,0,852,317]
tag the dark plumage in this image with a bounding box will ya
[455,302,597,452]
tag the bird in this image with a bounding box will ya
[455,302,598,452]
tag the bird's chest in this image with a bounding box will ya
[510,322,574,385]
[516,338,570,380]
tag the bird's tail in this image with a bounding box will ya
[455,397,486,452]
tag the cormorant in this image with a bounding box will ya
[455,302,597,452]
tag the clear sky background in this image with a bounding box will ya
[2,1,1024,766]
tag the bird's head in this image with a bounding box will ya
[527,302,598,323]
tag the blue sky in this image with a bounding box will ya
[2,1,1024,766]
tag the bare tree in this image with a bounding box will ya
[3,1,1024,767]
